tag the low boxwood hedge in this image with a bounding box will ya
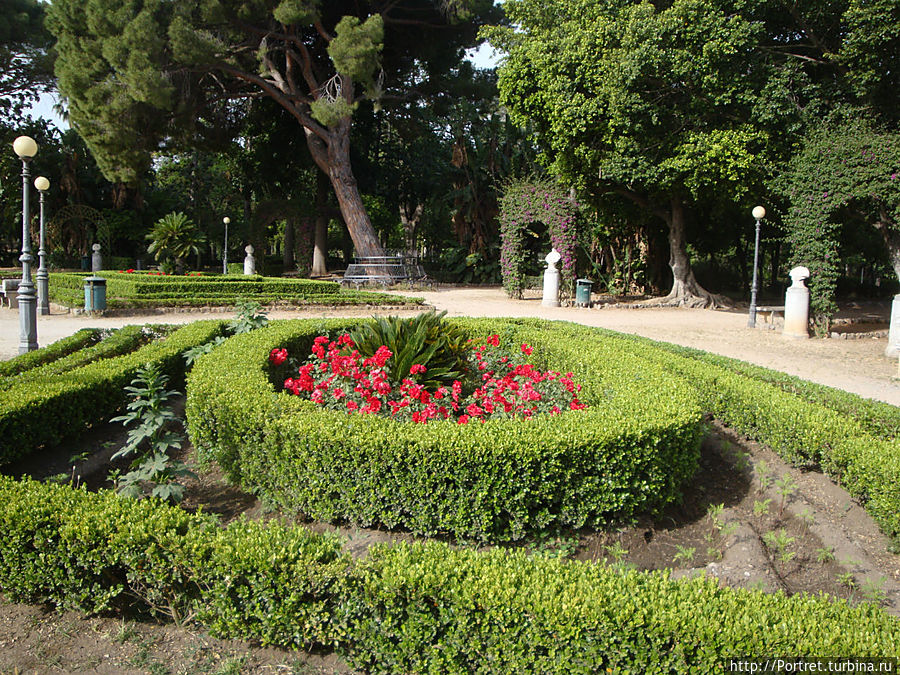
[0,476,347,647]
[0,328,100,377]
[0,477,895,672]
[48,272,423,309]
[0,320,226,465]
[186,317,900,545]
[643,338,900,441]
[186,318,705,543]
[51,272,340,296]
[580,329,900,542]
[0,325,165,391]
[343,541,897,673]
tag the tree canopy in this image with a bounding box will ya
[0,0,54,121]
[47,0,499,258]
[485,0,770,306]
[485,0,900,308]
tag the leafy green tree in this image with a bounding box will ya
[0,0,54,122]
[739,1,900,320]
[47,0,498,259]
[147,212,207,274]
[485,0,770,307]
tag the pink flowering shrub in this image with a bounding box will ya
[271,332,585,424]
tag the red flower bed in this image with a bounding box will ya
[272,333,585,424]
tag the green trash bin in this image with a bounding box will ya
[575,278,593,307]
[84,276,107,311]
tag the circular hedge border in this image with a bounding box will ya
[186,318,704,542]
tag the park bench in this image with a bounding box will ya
[756,305,785,327]
[0,279,20,308]
[341,254,429,289]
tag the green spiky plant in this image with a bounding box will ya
[348,310,471,390]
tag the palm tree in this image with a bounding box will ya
[147,212,206,274]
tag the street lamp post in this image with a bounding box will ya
[748,205,766,328]
[34,176,50,315]
[222,216,230,275]
[13,136,38,353]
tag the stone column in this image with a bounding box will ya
[243,245,256,275]
[783,266,810,339]
[885,294,900,357]
[542,249,561,307]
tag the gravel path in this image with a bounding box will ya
[1,286,897,406]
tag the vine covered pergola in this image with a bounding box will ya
[498,179,579,299]
[47,204,105,256]
[783,120,900,331]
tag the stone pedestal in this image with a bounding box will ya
[243,245,256,275]
[91,243,102,273]
[885,294,900,357]
[783,266,810,339]
[542,249,561,307]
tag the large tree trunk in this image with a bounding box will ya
[658,197,728,308]
[400,202,423,255]
[304,119,384,259]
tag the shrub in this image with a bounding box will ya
[347,311,471,390]
[0,328,100,378]
[0,476,348,646]
[48,272,423,309]
[340,541,898,673]
[580,329,900,542]
[0,325,165,391]
[0,478,895,669]
[0,320,226,465]
[187,318,704,542]
[641,340,900,440]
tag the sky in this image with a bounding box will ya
[27,92,66,129]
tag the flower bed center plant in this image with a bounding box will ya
[271,327,586,424]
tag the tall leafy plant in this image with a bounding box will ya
[110,364,193,503]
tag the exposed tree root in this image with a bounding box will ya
[636,286,734,310]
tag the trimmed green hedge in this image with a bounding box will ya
[0,477,347,647]
[0,325,166,391]
[0,320,226,465]
[48,272,423,308]
[562,329,900,542]
[186,318,705,542]
[343,542,897,672]
[186,317,900,544]
[0,478,895,671]
[0,328,100,377]
[645,339,900,441]
[51,272,340,296]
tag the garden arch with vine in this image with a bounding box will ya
[47,204,106,257]
[498,179,579,299]
[784,120,900,332]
